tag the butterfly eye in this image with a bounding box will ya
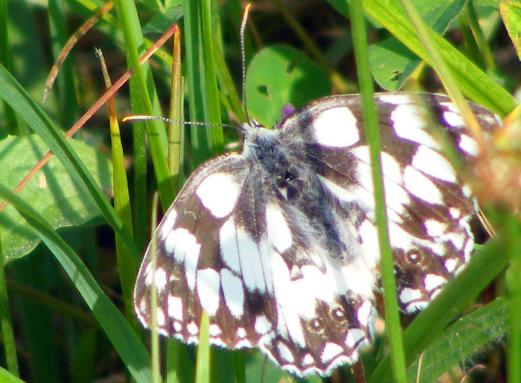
[284,170,295,182]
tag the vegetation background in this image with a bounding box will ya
[0,0,520,382]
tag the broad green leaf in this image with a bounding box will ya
[0,135,112,261]
[500,0,521,61]
[246,45,331,128]
[408,298,508,382]
[369,0,467,90]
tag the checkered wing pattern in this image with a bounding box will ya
[134,92,498,377]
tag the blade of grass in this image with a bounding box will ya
[363,0,516,116]
[0,184,153,383]
[47,0,79,127]
[183,0,223,166]
[167,25,185,189]
[201,0,224,156]
[149,192,162,383]
[233,352,246,383]
[113,0,174,212]
[350,1,407,382]
[397,0,485,146]
[183,0,224,378]
[0,0,20,134]
[500,211,521,383]
[164,25,192,383]
[166,339,194,383]
[195,312,211,383]
[0,239,19,376]
[0,367,24,383]
[97,48,137,321]
[12,253,60,383]
[368,239,509,382]
[465,1,496,71]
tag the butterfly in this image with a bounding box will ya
[133,92,498,377]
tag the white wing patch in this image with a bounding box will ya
[220,268,245,318]
[390,103,440,149]
[196,173,240,218]
[197,268,221,315]
[266,204,293,253]
[312,107,359,147]
[412,146,457,183]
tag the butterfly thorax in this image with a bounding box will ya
[242,124,363,264]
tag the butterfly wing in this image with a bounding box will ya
[134,151,373,376]
[277,92,496,313]
[134,154,254,344]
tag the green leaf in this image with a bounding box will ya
[500,0,521,61]
[369,0,467,90]
[363,0,516,115]
[0,135,112,261]
[408,298,508,382]
[246,44,331,128]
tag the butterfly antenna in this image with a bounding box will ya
[122,115,240,133]
[240,3,252,125]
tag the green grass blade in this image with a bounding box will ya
[397,0,483,144]
[0,0,20,135]
[0,239,19,376]
[149,193,162,383]
[183,0,223,378]
[48,0,78,127]
[498,211,521,383]
[0,367,24,383]
[183,0,223,166]
[369,239,509,382]
[195,312,211,383]
[167,26,185,190]
[113,0,174,211]
[166,339,194,383]
[363,0,516,116]
[0,184,152,383]
[99,49,138,321]
[350,1,407,382]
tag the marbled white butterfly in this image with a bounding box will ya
[134,92,498,377]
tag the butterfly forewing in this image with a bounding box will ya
[134,93,498,377]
